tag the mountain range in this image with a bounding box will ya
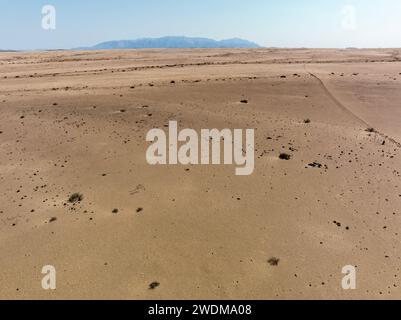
[78,36,260,50]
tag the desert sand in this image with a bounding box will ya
[0,48,401,299]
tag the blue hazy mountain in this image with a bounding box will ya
[82,36,260,50]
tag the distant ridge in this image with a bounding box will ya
[78,36,260,50]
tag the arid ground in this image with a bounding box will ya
[0,48,401,299]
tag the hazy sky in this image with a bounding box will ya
[1,0,401,50]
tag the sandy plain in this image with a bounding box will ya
[0,48,401,299]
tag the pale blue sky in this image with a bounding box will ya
[1,0,401,50]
